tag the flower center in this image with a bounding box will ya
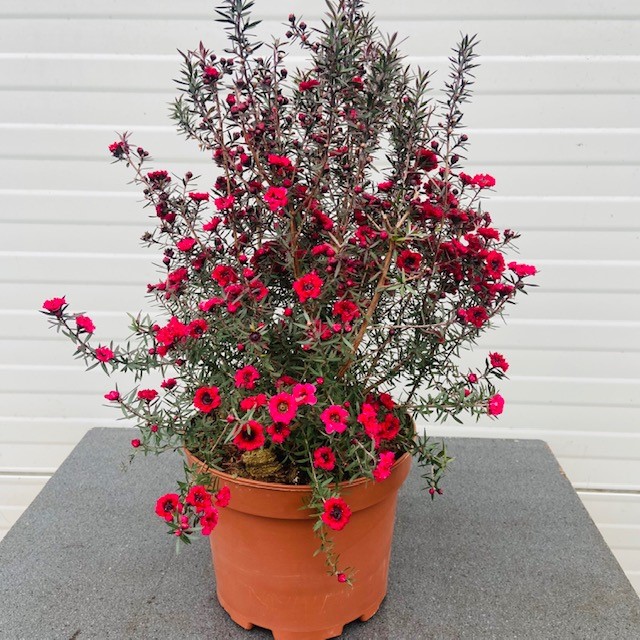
[330,506,343,520]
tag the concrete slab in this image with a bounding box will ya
[1,428,638,639]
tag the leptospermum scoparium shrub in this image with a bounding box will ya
[42,0,536,581]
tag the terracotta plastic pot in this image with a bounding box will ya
[185,449,412,640]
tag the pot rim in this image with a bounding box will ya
[184,447,412,493]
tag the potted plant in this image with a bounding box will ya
[42,1,536,638]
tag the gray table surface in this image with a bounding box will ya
[1,428,639,639]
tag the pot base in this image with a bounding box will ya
[220,592,383,640]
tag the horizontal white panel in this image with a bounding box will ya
[0,506,23,528]
[2,57,640,95]
[2,17,640,56]
[3,191,639,231]
[0,475,49,507]
[3,125,640,166]
[0,443,75,474]
[3,92,640,130]
[2,253,635,295]
[3,159,638,196]
[579,491,640,526]
[3,0,640,20]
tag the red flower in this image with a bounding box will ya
[95,346,114,362]
[188,318,208,338]
[489,352,509,372]
[373,451,395,481]
[299,78,320,91]
[266,422,291,444]
[239,393,267,411]
[267,154,294,170]
[460,306,489,329]
[293,272,323,303]
[488,393,505,416]
[176,237,197,252]
[233,420,266,451]
[188,191,210,201]
[484,250,505,280]
[200,506,219,535]
[332,300,360,323]
[235,365,260,390]
[508,262,537,277]
[397,249,422,272]
[104,390,120,401]
[416,148,438,172]
[313,446,336,471]
[215,485,231,508]
[268,393,297,425]
[75,315,95,334]
[193,386,221,413]
[292,383,317,406]
[131,438,141,448]
[215,195,235,211]
[155,493,183,522]
[263,186,288,211]
[137,389,158,402]
[186,485,212,513]
[202,66,220,82]
[378,413,400,442]
[42,296,66,314]
[320,405,349,434]
[108,140,128,158]
[377,180,394,192]
[161,378,177,390]
[147,170,170,185]
[321,497,352,531]
[203,216,223,232]
[472,173,496,188]
[212,265,238,287]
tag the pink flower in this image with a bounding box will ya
[472,173,496,188]
[263,186,288,211]
[320,405,349,434]
[234,365,260,390]
[75,315,95,334]
[215,195,235,210]
[42,296,66,314]
[373,451,395,481]
[268,392,297,425]
[292,383,317,406]
[215,486,231,508]
[508,262,537,277]
[176,237,197,252]
[313,446,336,471]
[489,352,509,372]
[188,191,210,201]
[293,272,323,303]
[299,79,320,91]
[239,393,267,411]
[137,389,158,402]
[200,506,219,535]
[95,346,114,362]
[104,390,120,401]
[267,154,293,170]
[488,393,505,416]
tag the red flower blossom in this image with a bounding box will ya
[489,352,509,372]
[203,216,223,232]
[320,405,349,434]
[472,173,496,188]
[292,383,317,406]
[155,493,183,522]
[460,306,489,329]
[267,154,294,170]
[299,78,320,91]
[147,170,170,185]
[176,237,196,252]
[188,191,210,201]
[155,316,189,351]
[268,392,297,425]
[263,186,288,211]
[202,66,220,82]
[200,506,219,535]
[161,378,177,390]
[212,265,238,287]
[484,250,505,280]
[131,439,141,448]
[321,497,352,531]
[104,390,120,401]
[266,422,291,444]
[239,393,267,411]
[397,249,422,272]
[186,485,212,513]
[193,386,221,413]
[233,420,265,451]
[378,413,400,442]
[416,148,438,172]
[137,389,158,402]
[313,446,336,471]
[42,296,66,314]
[108,140,128,158]
[75,315,95,334]
[508,262,537,277]
[332,300,360,323]
[373,451,395,481]
[488,393,505,416]
[188,318,208,338]
[235,365,260,390]
[95,346,114,362]
[293,271,323,303]
[215,195,235,210]
[377,180,394,192]
[215,485,231,508]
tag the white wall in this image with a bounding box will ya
[1,0,639,593]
